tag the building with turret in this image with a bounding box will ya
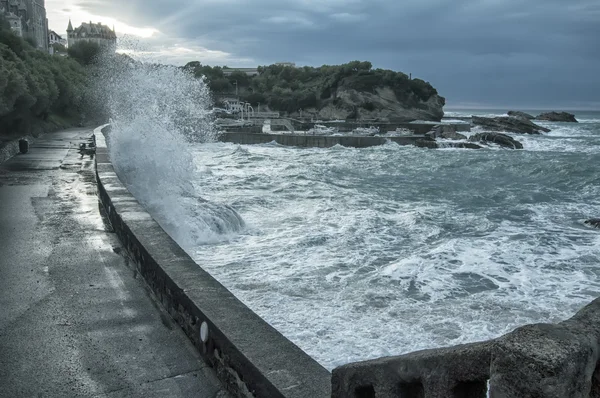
[0,0,48,51]
[67,20,117,51]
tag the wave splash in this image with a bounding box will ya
[98,55,245,247]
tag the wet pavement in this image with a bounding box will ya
[0,129,228,397]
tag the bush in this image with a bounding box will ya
[0,19,88,136]
[67,41,102,65]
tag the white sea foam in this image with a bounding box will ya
[99,56,245,247]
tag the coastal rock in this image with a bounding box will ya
[507,111,534,120]
[291,87,445,122]
[469,132,523,149]
[472,116,550,134]
[536,111,578,123]
[585,219,600,228]
[415,139,482,149]
[425,125,467,140]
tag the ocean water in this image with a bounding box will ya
[102,64,600,370]
[182,111,600,369]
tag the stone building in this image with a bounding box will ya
[66,19,117,51]
[0,0,48,51]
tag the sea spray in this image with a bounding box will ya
[94,52,244,248]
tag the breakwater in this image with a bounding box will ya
[218,132,426,148]
[290,121,471,134]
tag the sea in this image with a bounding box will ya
[104,65,600,371]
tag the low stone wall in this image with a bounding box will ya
[291,122,470,134]
[94,126,331,398]
[218,132,426,148]
[332,297,600,398]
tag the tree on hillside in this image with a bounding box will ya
[0,19,89,136]
[51,42,67,53]
[68,41,102,65]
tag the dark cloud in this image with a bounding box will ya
[75,0,600,108]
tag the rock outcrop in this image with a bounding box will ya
[472,116,550,134]
[507,111,534,120]
[536,111,578,123]
[469,132,523,149]
[290,87,445,122]
[415,139,482,150]
[425,125,467,140]
[585,219,600,228]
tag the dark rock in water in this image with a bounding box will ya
[426,125,467,140]
[507,111,534,120]
[536,111,578,123]
[585,219,600,228]
[449,142,483,149]
[469,133,523,149]
[415,139,482,149]
[472,116,550,134]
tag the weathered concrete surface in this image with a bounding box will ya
[489,298,600,398]
[332,298,600,398]
[95,127,331,398]
[0,129,228,398]
[332,341,493,398]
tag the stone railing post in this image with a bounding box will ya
[332,298,600,398]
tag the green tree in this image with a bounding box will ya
[68,41,102,65]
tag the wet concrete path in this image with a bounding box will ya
[0,129,228,397]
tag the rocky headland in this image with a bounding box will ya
[189,61,445,122]
[304,86,445,122]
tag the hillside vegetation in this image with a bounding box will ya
[0,17,88,137]
[183,60,444,120]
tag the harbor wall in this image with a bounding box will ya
[218,132,426,148]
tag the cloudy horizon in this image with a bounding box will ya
[46,0,600,110]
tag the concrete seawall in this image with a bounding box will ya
[94,126,331,398]
[218,132,426,148]
[332,298,600,397]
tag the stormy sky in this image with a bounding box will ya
[47,0,600,109]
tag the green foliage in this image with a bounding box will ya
[51,42,67,53]
[183,60,438,115]
[0,22,88,136]
[67,41,102,65]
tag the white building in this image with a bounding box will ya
[48,30,66,46]
[66,19,117,51]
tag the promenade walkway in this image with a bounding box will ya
[0,128,228,397]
